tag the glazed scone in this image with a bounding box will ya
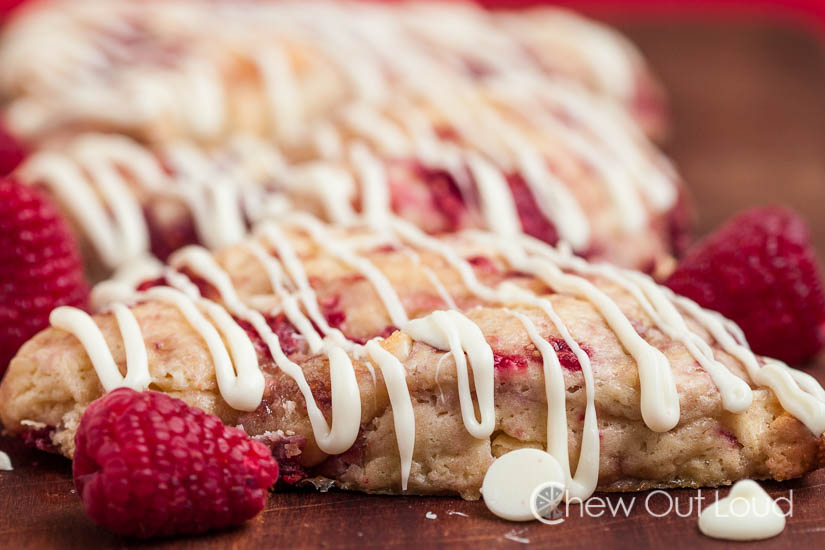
[0,0,667,144]
[15,77,686,278]
[2,0,684,280]
[1,217,822,500]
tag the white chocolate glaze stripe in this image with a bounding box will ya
[20,152,144,269]
[365,340,415,490]
[350,141,392,229]
[508,309,598,499]
[548,252,754,414]
[256,222,353,348]
[672,295,825,433]
[50,304,151,392]
[243,241,326,354]
[464,152,522,239]
[405,311,495,439]
[145,286,264,412]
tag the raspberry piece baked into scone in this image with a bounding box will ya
[1,216,822,500]
[0,0,666,144]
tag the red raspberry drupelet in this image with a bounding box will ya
[73,388,279,538]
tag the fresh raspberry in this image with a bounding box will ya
[667,189,693,257]
[666,206,825,365]
[73,388,279,538]
[0,0,27,21]
[0,178,89,375]
[0,123,25,175]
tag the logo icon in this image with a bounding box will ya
[530,481,566,524]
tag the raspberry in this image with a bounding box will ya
[0,1,27,21]
[73,388,279,538]
[493,353,528,372]
[320,294,346,329]
[0,123,25,175]
[22,424,59,454]
[145,208,200,261]
[507,173,559,246]
[0,178,89,375]
[550,338,589,372]
[415,164,468,231]
[666,206,825,365]
[467,255,500,273]
[667,190,693,257]
[236,313,302,358]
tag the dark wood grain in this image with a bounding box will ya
[3,18,825,549]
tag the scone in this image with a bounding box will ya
[15,77,685,279]
[2,0,684,280]
[1,216,822,500]
[0,0,667,145]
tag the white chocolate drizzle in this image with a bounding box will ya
[50,304,150,393]
[521,236,825,434]
[242,241,325,354]
[364,340,415,489]
[507,310,598,499]
[405,310,495,439]
[18,139,152,269]
[255,221,352,349]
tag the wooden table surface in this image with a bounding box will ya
[3,17,825,550]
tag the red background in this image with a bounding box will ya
[3,1,825,28]
[484,1,824,19]
[479,1,825,31]
[3,1,825,17]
